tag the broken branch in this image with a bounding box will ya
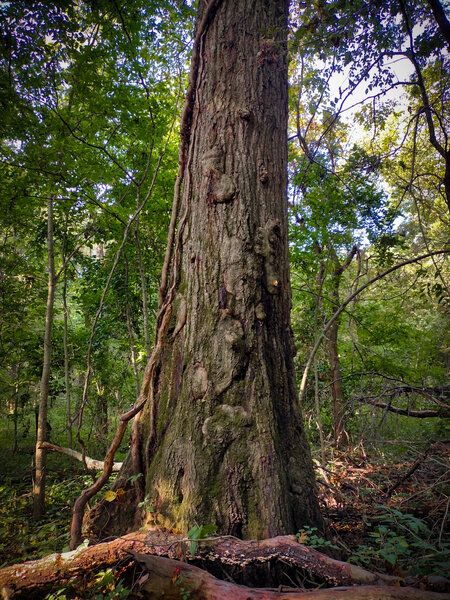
[39,442,123,472]
[353,395,450,418]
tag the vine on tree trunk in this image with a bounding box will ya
[69,0,224,551]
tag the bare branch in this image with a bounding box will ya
[353,395,450,418]
[38,442,123,472]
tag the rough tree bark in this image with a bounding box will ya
[83,0,322,543]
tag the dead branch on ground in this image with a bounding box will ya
[131,551,450,600]
[384,441,448,497]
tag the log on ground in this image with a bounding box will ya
[0,530,448,599]
[131,551,450,600]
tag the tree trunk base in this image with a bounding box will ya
[0,530,448,599]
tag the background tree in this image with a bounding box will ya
[292,0,450,213]
[288,62,398,447]
[285,0,449,456]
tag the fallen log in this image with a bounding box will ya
[131,551,450,600]
[0,531,149,599]
[0,530,448,599]
[39,442,123,472]
[196,534,399,587]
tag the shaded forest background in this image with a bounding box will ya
[0,0,449,596]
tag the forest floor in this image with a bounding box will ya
[0,439,449,596]
[316,441,450,580]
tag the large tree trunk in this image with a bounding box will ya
[84,0,322,542]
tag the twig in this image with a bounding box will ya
[438,495,450,547]
[385,443,433,498]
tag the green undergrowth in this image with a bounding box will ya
[297,509,449,580]
[347,505,450,576]
[0,407,448,592]
[298,510,449,577]
[0,450,120,568]
[44,568,132,600]
[0,400,129,568]
[0,470,81,566]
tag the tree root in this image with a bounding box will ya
[0,530,448,599]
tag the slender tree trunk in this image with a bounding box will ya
[85,0,322,541]
[445,154,450,214]
[124,257,141,398]
[313,354,326,463]
[12,361,20,454]
[325,246,358,449]
[94,379,108,440]
[96,242,104,260]
[33,197,56,519]
[326,266,345,449]
[134,220,152,359]
[325,274,347,449]
[326,313,346,448]
[62,264,73,448]
[313,260,326,463]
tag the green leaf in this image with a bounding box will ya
[187,524,218,555]
[189,540,197,555]
[198,525,218,538]
[380,550,397,565]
